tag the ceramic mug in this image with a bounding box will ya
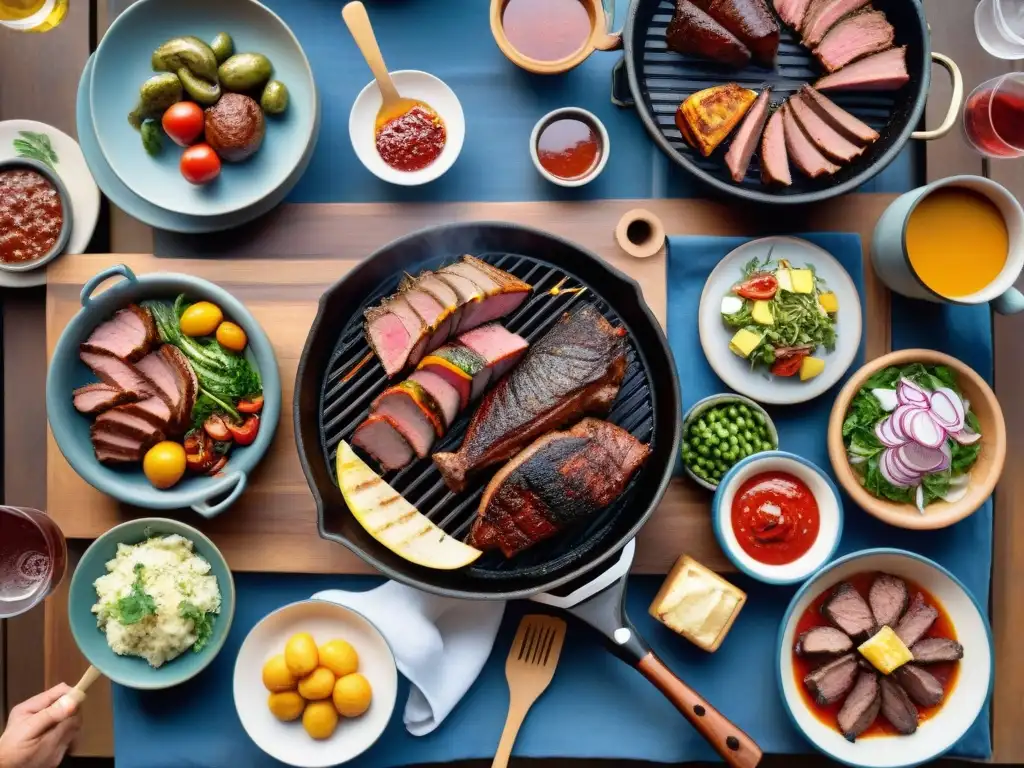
[871,175,1024,314]
[490,0,621,75]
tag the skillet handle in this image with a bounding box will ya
[611,58,635,108]
[911,52,963,140]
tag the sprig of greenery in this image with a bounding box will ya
[114,564,157,625]
[13,131,58,170]
[178,601,215,652]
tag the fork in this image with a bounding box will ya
[492,614,567,768]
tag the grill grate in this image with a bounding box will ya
[318,252,656,582]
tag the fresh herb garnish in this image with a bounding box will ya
[178,601,215,652]
[114,563,157,625]
[13,131,58,170]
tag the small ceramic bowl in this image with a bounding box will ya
[827,349,1005,530]
[0,157,73,273]
[529,107,610,187]
[713,451,843,585]
[46,263,281,517]
[68,518,235,690]
[349,70,465,187]
[681,393,779,491]
[778,548,993,768]
[234,600,398,767]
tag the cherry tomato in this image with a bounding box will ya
[238,395,264,414]
[227,414,260,446]
[770,349,810,377]
[203,414,232,442]
[161,102,204,147]
[733,273,778,301]
[184,431,217,473]
[180,143,221,185]
[215,321,248,352]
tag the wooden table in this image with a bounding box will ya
[2,1,1024,764]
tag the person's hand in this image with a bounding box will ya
[0,684,81,768]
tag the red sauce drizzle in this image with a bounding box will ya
[730,470,819,565]
[537,118,601,180]
[501,0,592,62]
[0,169,62,263]
[793,572,961,739]
[375,105,446,172]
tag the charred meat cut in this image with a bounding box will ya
[796,626,854,656]
[457,323,529,380]
[760,109,792,185]
[800,86,879,144]
[837,671,880,741]
[815,46,908,91]
[371,382,441,458]
[407,370,460,430]
[802,0,872,47]
[879,676,918,734]
[135,345,196,435]
[72,383,137,415]
[351,414,415,471]
[814,11,895,73]
[92,406,165,448]
[868,573,910,628]
[79,351,156,398]
[782,103,840,178]
[665,0,752,67]
[823,582,876,640]
[910,637,964,664]
[895,593,939,648]
[467,419,649,558]
[893,664,945,708]
[80,304,158,362]
[691,0,780,64]
[434,305,627,493]
[724,88,772,182]
[788,94,865,163]
[804,653,858,706]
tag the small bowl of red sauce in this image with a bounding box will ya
[530,107,609,188]
[0,157,72,273]
[713,451,843,585]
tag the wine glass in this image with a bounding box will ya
[963,73,1024,159]
[0,506,67,619]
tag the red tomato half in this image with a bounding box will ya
[771,349,810,377]
[227,415,260,446]
[237,395,264,414]
[162,102,204,147]
[203,414,232,442]
[180,143,221,185]
[734,273,778,301]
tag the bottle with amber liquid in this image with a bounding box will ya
[0,0,68,32]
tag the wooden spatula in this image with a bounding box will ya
[492,615,567,768]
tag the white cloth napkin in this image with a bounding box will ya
[312,581,506,736]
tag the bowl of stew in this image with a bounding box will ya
[0,157,72,273]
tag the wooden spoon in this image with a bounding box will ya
[55,665,102,712]
[342,1,425,130]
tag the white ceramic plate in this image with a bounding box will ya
[778,550,992,768]
[698,236,863,405]
[0,119,100,287]
[349,70,465,186]
[234,600,398,768]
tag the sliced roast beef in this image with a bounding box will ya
[365,306,419,378]
[893,664,944,707]
[814,11,895,73]
[388,295,430,368]
[837,671,880,741]
[910,637,964,664]
[666,0,752,67]
[692,0,780,64]
[371,382,442,456]
[91,429,149,462]
[437,271,486,332]
[868,573,909,628]
[80,351,155,397]
[93,440,145,464]
[802,0,872,46]
[72,383,136,415]
[402,286,453,353]
[788,93,865,163]
[351,414,416,471]
[161,345,198,433]
[760,108,792,185]
[823,582,876,640]
[895,593,939,648]
[457,324,529,379]
[81,305,157,362]
[815,46,908,91]
[136,349,183,417]
[414,273,464,340]
[417,344,491,410]
[800,86,879,144]
[92,407,165,445]
[781,0,815,28]
[724,88,772,182]
[782,103,840,178]
[408,370,461,430]
[879,677,918,734]
[796,626,854,656]
[121,396,174,430]
[804,653,858,705]
[438,257,532,334]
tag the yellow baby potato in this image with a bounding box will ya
[262,654,297,692]
[284,632,319,678]
[319,639,359,678]
[333,673,373,718]
[302,700,339,740]
[297,666,336,701]
[267,691,305,722]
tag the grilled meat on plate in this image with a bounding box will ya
[691,0,780,64]
[724,88,772,182]
[814,11,895,73]
[665,0,752,67]
[799,86,879,144]
[837,670,880,741]
[815,46,909,91]
[760,108,792,186]
[788,93,865,163]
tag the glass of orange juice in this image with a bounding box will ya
[0,0,68,32]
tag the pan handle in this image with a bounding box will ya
[611,58,635,108]
[911,52,963,140]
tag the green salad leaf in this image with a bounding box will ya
[114,563,157,626]
[13,130,58,170]
[178,601,215,653]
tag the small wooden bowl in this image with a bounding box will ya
[827,349,1005,530]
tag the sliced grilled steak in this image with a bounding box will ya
[402,286,453,354]
[81,305,157,362]
[788,93,865,163]
[457,256,532,329]
[414,272,463,333]
[895,593,939,648]
[823,582,876,640]
[775,0,814,28]
[725,88,772,182]
[879,677,918,734]
[893,664,944,708]
[351,413,416,471]
[72,383,136,415]
[162,345,198,433]
[910,637,964,664]
[92,407,165,446]
[135,349,183,418]
[804,653,858,706]
[814,10,895,73]
[782,103,840,178]
[800,86,879,144]
[371,384,439,458]
[837,671,880,741]
[437,271,485,332]
[79,351,156,397]
[796,626,854,656]
[692,0,780,64]
[868,573,910,628]
[456,323,529,380]
[120,396,174,430]
[666,0,752,67]
[802,0,872,46]
[408,370,460,430]
[760,108,792,185]
[815,46,908,91]
[92,429,149,462]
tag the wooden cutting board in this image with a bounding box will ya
[45,195,894,574]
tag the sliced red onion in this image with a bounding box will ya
[929,387,966,432]
[889,448,924,482]
[880,449,916,487]
[871,388,899,412]
[896,442,950,474]
[898,378,930,406]
[875,417,904,448]
[907,409,947,449]
[915,485,925,513]
[891,404,923,441]
[951,426,982,445]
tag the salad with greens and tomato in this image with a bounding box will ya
[721,253,838,383]
[841,363,982,512]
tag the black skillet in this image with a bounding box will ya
[294,222,762,767]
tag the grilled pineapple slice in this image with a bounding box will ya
[679,84,757,157]
[336,441,482,570]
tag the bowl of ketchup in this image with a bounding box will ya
[713,451,844,585]
[530,107,609,188]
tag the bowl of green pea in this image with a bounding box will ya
[681,394,779,490]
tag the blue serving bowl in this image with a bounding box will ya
[89,0,317,218]
[46,263,280,517]
[713,451,843,585]
[69,517,235,690]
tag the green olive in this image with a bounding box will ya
[260,80,289,115]
[218,52,273,93]
[128,73,182,130]
[210,32,235,64]
[152,36,219,82]
[177,68,221,105]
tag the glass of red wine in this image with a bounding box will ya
[963,73,1024,159]
[0,506,67,619]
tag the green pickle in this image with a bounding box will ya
[260,80,289,115]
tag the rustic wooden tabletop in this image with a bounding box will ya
[1,1,1022,765]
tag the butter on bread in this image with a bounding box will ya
[649,555,747,652]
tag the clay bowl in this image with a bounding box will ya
[827,349,1005,530]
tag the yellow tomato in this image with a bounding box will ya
[179,301,223,337]
[332,673,372,718]
[142,441,186,489]
[284,632,319,678]
[261,654,297,692]
[319,639,358,678]
[302,701,339,740]
[297,666,336,701]
[215,321,247,352]
[267,691,305,722]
